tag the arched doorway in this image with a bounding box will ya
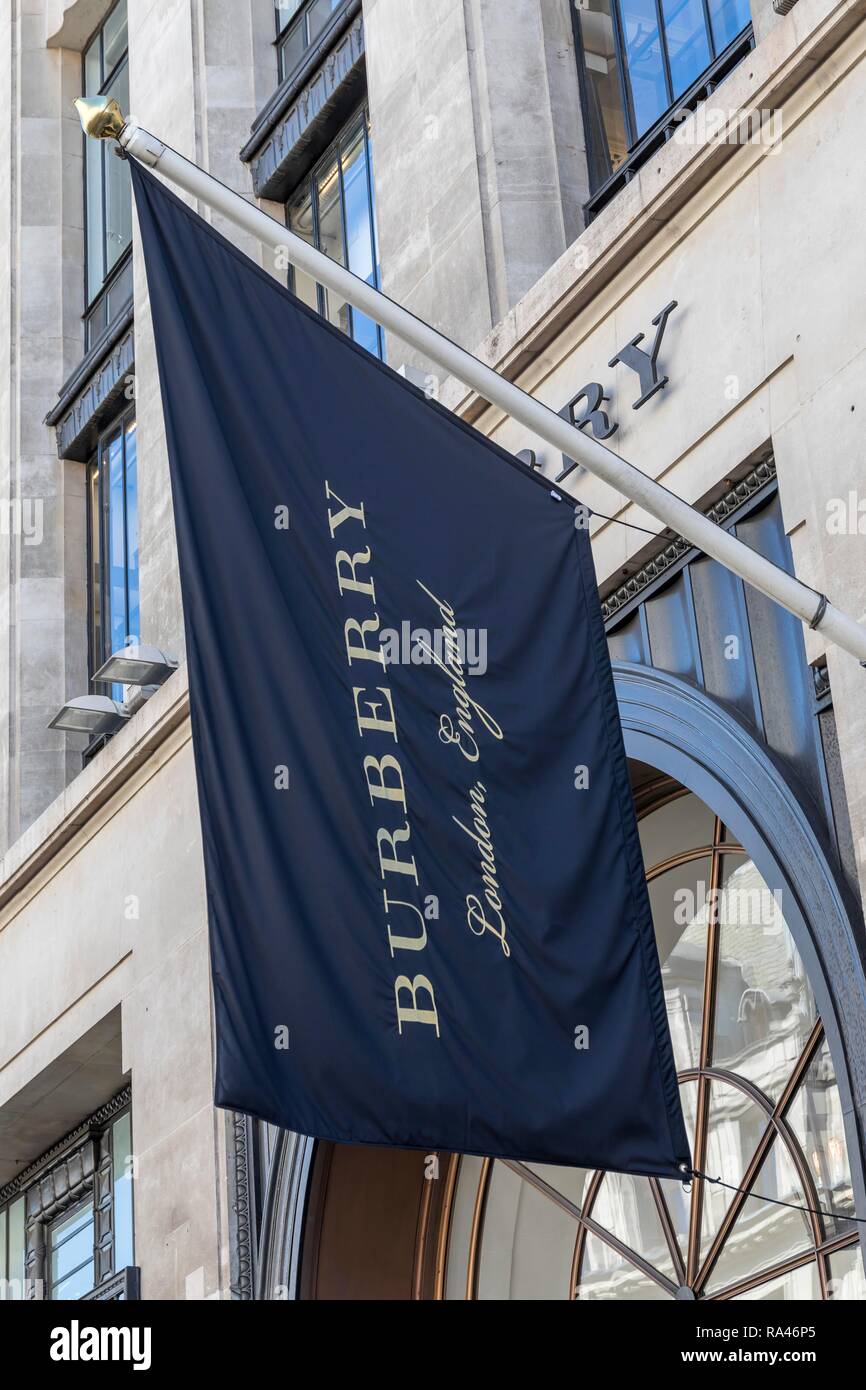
[439,778,864,1299]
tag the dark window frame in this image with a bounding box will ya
[0,1092,135,1301]
[274,0,350,85]
[86,402,138,688]
[82,0,132,349]
[572,0,754,219]
[285,104,384,360]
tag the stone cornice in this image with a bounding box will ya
[601,456,777,623]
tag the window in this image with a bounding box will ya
[0,1102,134,1301]
[0,1196,25,1302]
[87,407,139,694]
[575,0,752,207]
[286,108,384,359]
[275,0,346,83]
[49,1201,95,1300]
[83,0,132,350]
[441,788,866,1300]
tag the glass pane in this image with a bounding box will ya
[316,154,351,336]
[828,1244,866,1300]
[112,1112,135,1269]
[52,1260,95,1301]
[619,0,669,136]
[578,0,629,185]
[590,1172,679,1284]
[444,1155,484,1299]
[88,461,103,676]
[711,856,817,1101]
[7,1197,25,1301]
[705,1138,813,1295]
[104,63,132,276]
[102,0,128,80]
[287,182,320,312]
[85,135,104,302]
[708,0,751,51]
[639,793,715,871]
[124,418,139,646]
[51,1221,94,1284]
[307,0,341,45]
[578,1229,671,1299]
[106,255,134,322]
[106,428,128,655]
[84,35,102,97]
[476,1162,577,1300]
[732,1262,821,1300]
[50,1199,95,1299]
[700,1079,767,1261]
[340,124,380,354]
[648,858,710,1071]
[785,1037,855,1236]
[661,0,711,98]
[278,16,307,78]
[275,0,304,31]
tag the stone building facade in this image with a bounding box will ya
[0,0,865,1299]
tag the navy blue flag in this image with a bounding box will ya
[130,158,689,1177]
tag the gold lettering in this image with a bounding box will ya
[363,755,407,812]
[325,481,366,537]
[377,824,419,882]
[345,615,385,667]
[383,891,427,956]
[353,687,398,741]
[394,975,440,1035]
[335,546,376,601]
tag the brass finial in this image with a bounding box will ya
[73,95,126,142]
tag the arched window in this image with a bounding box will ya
[441,782,866,1301]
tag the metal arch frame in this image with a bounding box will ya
[254,1128,316,1301]
[457,794,863,1300]
[614,662,866,1276]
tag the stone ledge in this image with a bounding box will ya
[0,665,191,915]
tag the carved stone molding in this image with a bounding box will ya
[244,8,366,201]
[601,456,777,623]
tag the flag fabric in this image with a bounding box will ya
[130,157,690,1177]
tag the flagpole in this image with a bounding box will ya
[75,97,866,666]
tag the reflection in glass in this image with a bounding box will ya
[709,0,751,51]
[712,858,816,1102]
[661,0,711,97]
[785,1038,854,1235]
[577,0,629,186]
[700,1079,764,1260]
[477,1163,578,1300]
[285,111,383,357]
[732,1263,820,1300]
[592,1172,678,1284]
[650,859,710,1072]
[619,0,668,135]
[50,1201,95,1300]
[706,1140,812,1295]
[828,1245,866,1300]
[579,1230,670,1299]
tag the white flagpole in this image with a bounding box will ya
[75,98,866,665]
